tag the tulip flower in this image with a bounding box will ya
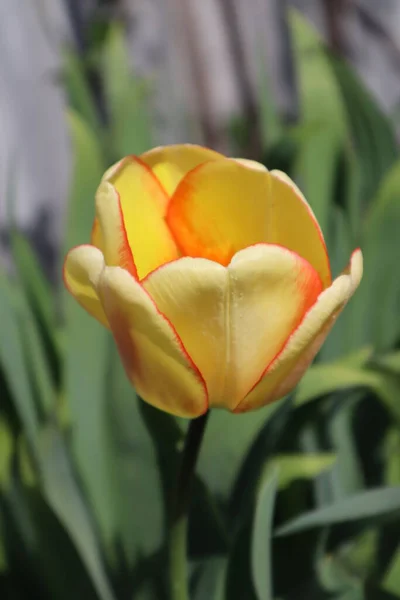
[64,144,362,417]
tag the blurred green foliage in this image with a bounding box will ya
[2,11,400,600]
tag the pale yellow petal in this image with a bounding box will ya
[235,249,363,412]
[97,266,207,417]
[268,170,331,288]
[95,181,137,275]
[63,245,108,327]
[140,144,224,196]
[233,158,268,171]
[143,258,228,407]
[143,244,322,410]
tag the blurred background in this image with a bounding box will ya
[2,1,400,599]
[2,0,400,274]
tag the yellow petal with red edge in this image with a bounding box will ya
[97,266,207,417]
[95,181,137,275]
[235,249,363,413]
[102,156,179,279]
[143,258,228,406]
[140,144,224,196]
[143,244,322,410]
[63,245,108,327]
[90,158,126,254]
[102,158,125,182]
[268,170,331,288]
[167,159,273,266]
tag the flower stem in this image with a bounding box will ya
[169,412,209,600]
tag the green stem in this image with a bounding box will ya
[169,412,210,600]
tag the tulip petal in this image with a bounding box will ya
[96,157,179,279]
[143,244,322,410]
[97,266,207,417]
[91,217,103,250]
[140,144,224,196]
[235,249,363,413]
[166,160,332,285]
[167,159,273,266]
[95,181,137,276]
[269,170,331,288]
[143,258,228,406]
[63,245,108,327]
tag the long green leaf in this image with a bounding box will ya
[0,276,39,453]
[296,363,400,422]
[269,454,336,490]
[63,110,116,549]
[198,401,283,500]
[383,545,400,597]
[276,486,400,536]
[251,468,278,600]
[106,351,163,566]
[193,557,226,600]
[328,53,397,212]
[11,232,56,346]
[102,24,152,159]
[63,51,101,138]
[352,160,400,350]
[19,296,56,417]
[0,418,13,491]
[39,426,117,600]
[289,9,347,235]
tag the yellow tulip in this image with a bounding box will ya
[63,144,363,417]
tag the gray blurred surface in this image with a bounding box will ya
[0,0,70,266]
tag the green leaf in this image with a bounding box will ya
[198,400,284,500]
[289,9,346,234]
[384,429,400,486]
[193,557,226,600]
[18,434,37,488]
[0,275,39,453]
[106,351,163,566]
[10,232,60,411]
[319,207,356,361]
[63,109,105,255]
[63,51,101,138]
[375,351,400,374]
[328,53,397,211]
[351,160,400,350]
[276,486,400,537]
[63,110,116,549]
[328,396,364,501]
[137,399,229,568]
[0,511,7,573]
[296,363,400,422]
[110,79,153,158]
[269,454,336,490]
[19,295,56,417]
[318,552,364,596]
[251,467,278,600]
[224,517,257,600]
[11,232,56,352]
[102,24,131,119]
[102,24,152,158]
[0,418,13,490]
[383,545,400,597]
[39,426,117,600]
